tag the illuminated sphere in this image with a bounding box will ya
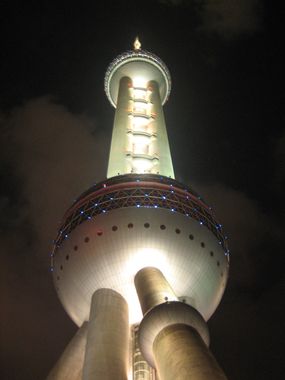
[104,49,171,108]
[51,174,229,326]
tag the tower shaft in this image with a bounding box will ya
[153,324,227,380]
[107,77,174,178]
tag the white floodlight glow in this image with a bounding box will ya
[133,76,147,88]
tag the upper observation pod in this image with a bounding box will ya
[104,38,171,108]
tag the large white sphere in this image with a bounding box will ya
[52,175,229,326]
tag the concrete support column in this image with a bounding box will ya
[148,80,174,178]
[153,324,227,380]
[135,267,227,380]
[83,288,129,380]
[47,322,88,380]
[134,266,178,314]
[107,76,132,178]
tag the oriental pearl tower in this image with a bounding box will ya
[48,38,229,380]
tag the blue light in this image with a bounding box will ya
[154,205,158,208]
[171,190,174,193]
[199,221,203,225]
[136,204,141,208]
[145,193,149,196]
[88,216,91,220]
[65,234,68,238]
[162,195,166,200]
[50,267,54,272]
[80,210,84,214]
[102,210,106,213]
[95,203,98,207]
[171,208,175,212]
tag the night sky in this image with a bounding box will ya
[1,1,284,379]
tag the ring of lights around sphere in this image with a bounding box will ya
[51,174,229,326]
[104,50,171,108]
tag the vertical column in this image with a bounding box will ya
[83,288,129,380]
[134,267,178,314]
[153,324,227,380]
[148,80,174,178]
[135,267,228,380]
[107,76,132,178]
[47,322,88,380]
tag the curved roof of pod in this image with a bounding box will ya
[104,38,171,108]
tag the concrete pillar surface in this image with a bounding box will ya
[47,322,88,380]
[107,76,132,178]
[135,267,178,315]
[153,324,228,380]
[83,288,129,380]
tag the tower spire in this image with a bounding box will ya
[133,36,141,50]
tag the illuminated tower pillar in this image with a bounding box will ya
[106,38,174,178]
[48,38,230,380]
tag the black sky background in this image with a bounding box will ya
[1,1,284,379]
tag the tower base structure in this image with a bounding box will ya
[48,268,227,380]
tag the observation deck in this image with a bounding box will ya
[104,46,171,108]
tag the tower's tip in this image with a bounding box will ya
[133,36,141,51]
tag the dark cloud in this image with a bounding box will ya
[197,0,263,39]
[194,182,285,289]
[160,0,263,39]
[0,98,106,379]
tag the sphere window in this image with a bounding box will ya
[112,226,118,231]
[57,276,60,281]
[189,234,194,240]
[201,242,205,248]
[97,231,103,236]
[128,223,134,229]
[144,223,150,228]
[60,265,63,271]
[66,255,69,261]
[84,237,90,243]
[160,225,166,230]
[221,272,223,277]
[175,228,181,234]
[217,261,220,267]
[210,251,214,257]
[74,245,78,251]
